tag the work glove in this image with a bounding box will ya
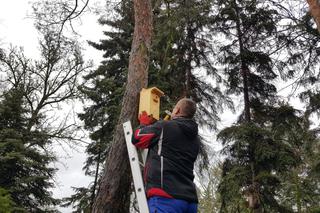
[138,111,156,126]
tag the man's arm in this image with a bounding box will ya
[131,122,163,149]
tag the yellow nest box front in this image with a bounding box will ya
[139,87,164,120]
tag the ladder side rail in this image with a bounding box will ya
[123,121,149,213]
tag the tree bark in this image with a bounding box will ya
[306,0,320,33]
[92,0,153,212]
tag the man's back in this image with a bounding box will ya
[145,117,199,202]
[132,98,200,213]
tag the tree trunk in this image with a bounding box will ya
[92,0,153,212]
[233,1,261,213]
[306,0,320,33]
[233,0,250,123]
[184,0,192,98]
[90,141,101,211]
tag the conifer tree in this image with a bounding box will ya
[271,0,320,88]
[212,0,301,212]
[151,0,232,129]
[270,2,320,210]
[214,0,320,212]
[0,2,88,211]
[62,1,134,211]
[0,87,58,212]
[197,161,222,213]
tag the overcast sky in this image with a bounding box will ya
[0,1,105,212]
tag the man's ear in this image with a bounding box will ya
[176,107,180,114]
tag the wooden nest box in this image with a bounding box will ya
[139,87,164,120]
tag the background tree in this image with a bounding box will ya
[0,86,58,212]
[61,186,92,213]
[213,0,300,212]
[62,0,134,211]
[150,0,232,129]
[0,2,89,211]
[272,2,320,210]
[197,158,222,213]
[215,0,320,212]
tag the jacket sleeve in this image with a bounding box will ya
[131,121,163,149]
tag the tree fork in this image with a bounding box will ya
[92,0,153,212]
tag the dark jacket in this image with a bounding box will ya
[132,117,200,203]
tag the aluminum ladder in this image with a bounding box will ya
[123,121,149,213]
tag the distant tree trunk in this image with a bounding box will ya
[184,0,192,98]
[92,0,153,212]
[307,0,320,32]
[233,1,261,212]
[185,24,195,99]
[233,0,250,123]
[90,141,101,210]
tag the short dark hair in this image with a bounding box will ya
[178,98,197,118]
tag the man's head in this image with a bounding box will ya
[171,98,197,119]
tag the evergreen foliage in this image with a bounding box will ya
[61,187,92,213]
[0,2,87,211]
[151,0,232,129]
[214,0,320,212]
[272,0,320,85]
[218,103,316,212]
[79,0,133,177]
[0,187,14,212]
[197,161,222,213]
[213,0,279,100]
[0,87,58,212]
[64,1,135,211]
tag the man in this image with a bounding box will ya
[132,98,199,213]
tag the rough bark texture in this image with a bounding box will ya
[307,0,320,32]
[92,0,153,212]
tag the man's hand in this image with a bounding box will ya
[139,111,156,126]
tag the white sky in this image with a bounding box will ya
[0,1,105,212]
